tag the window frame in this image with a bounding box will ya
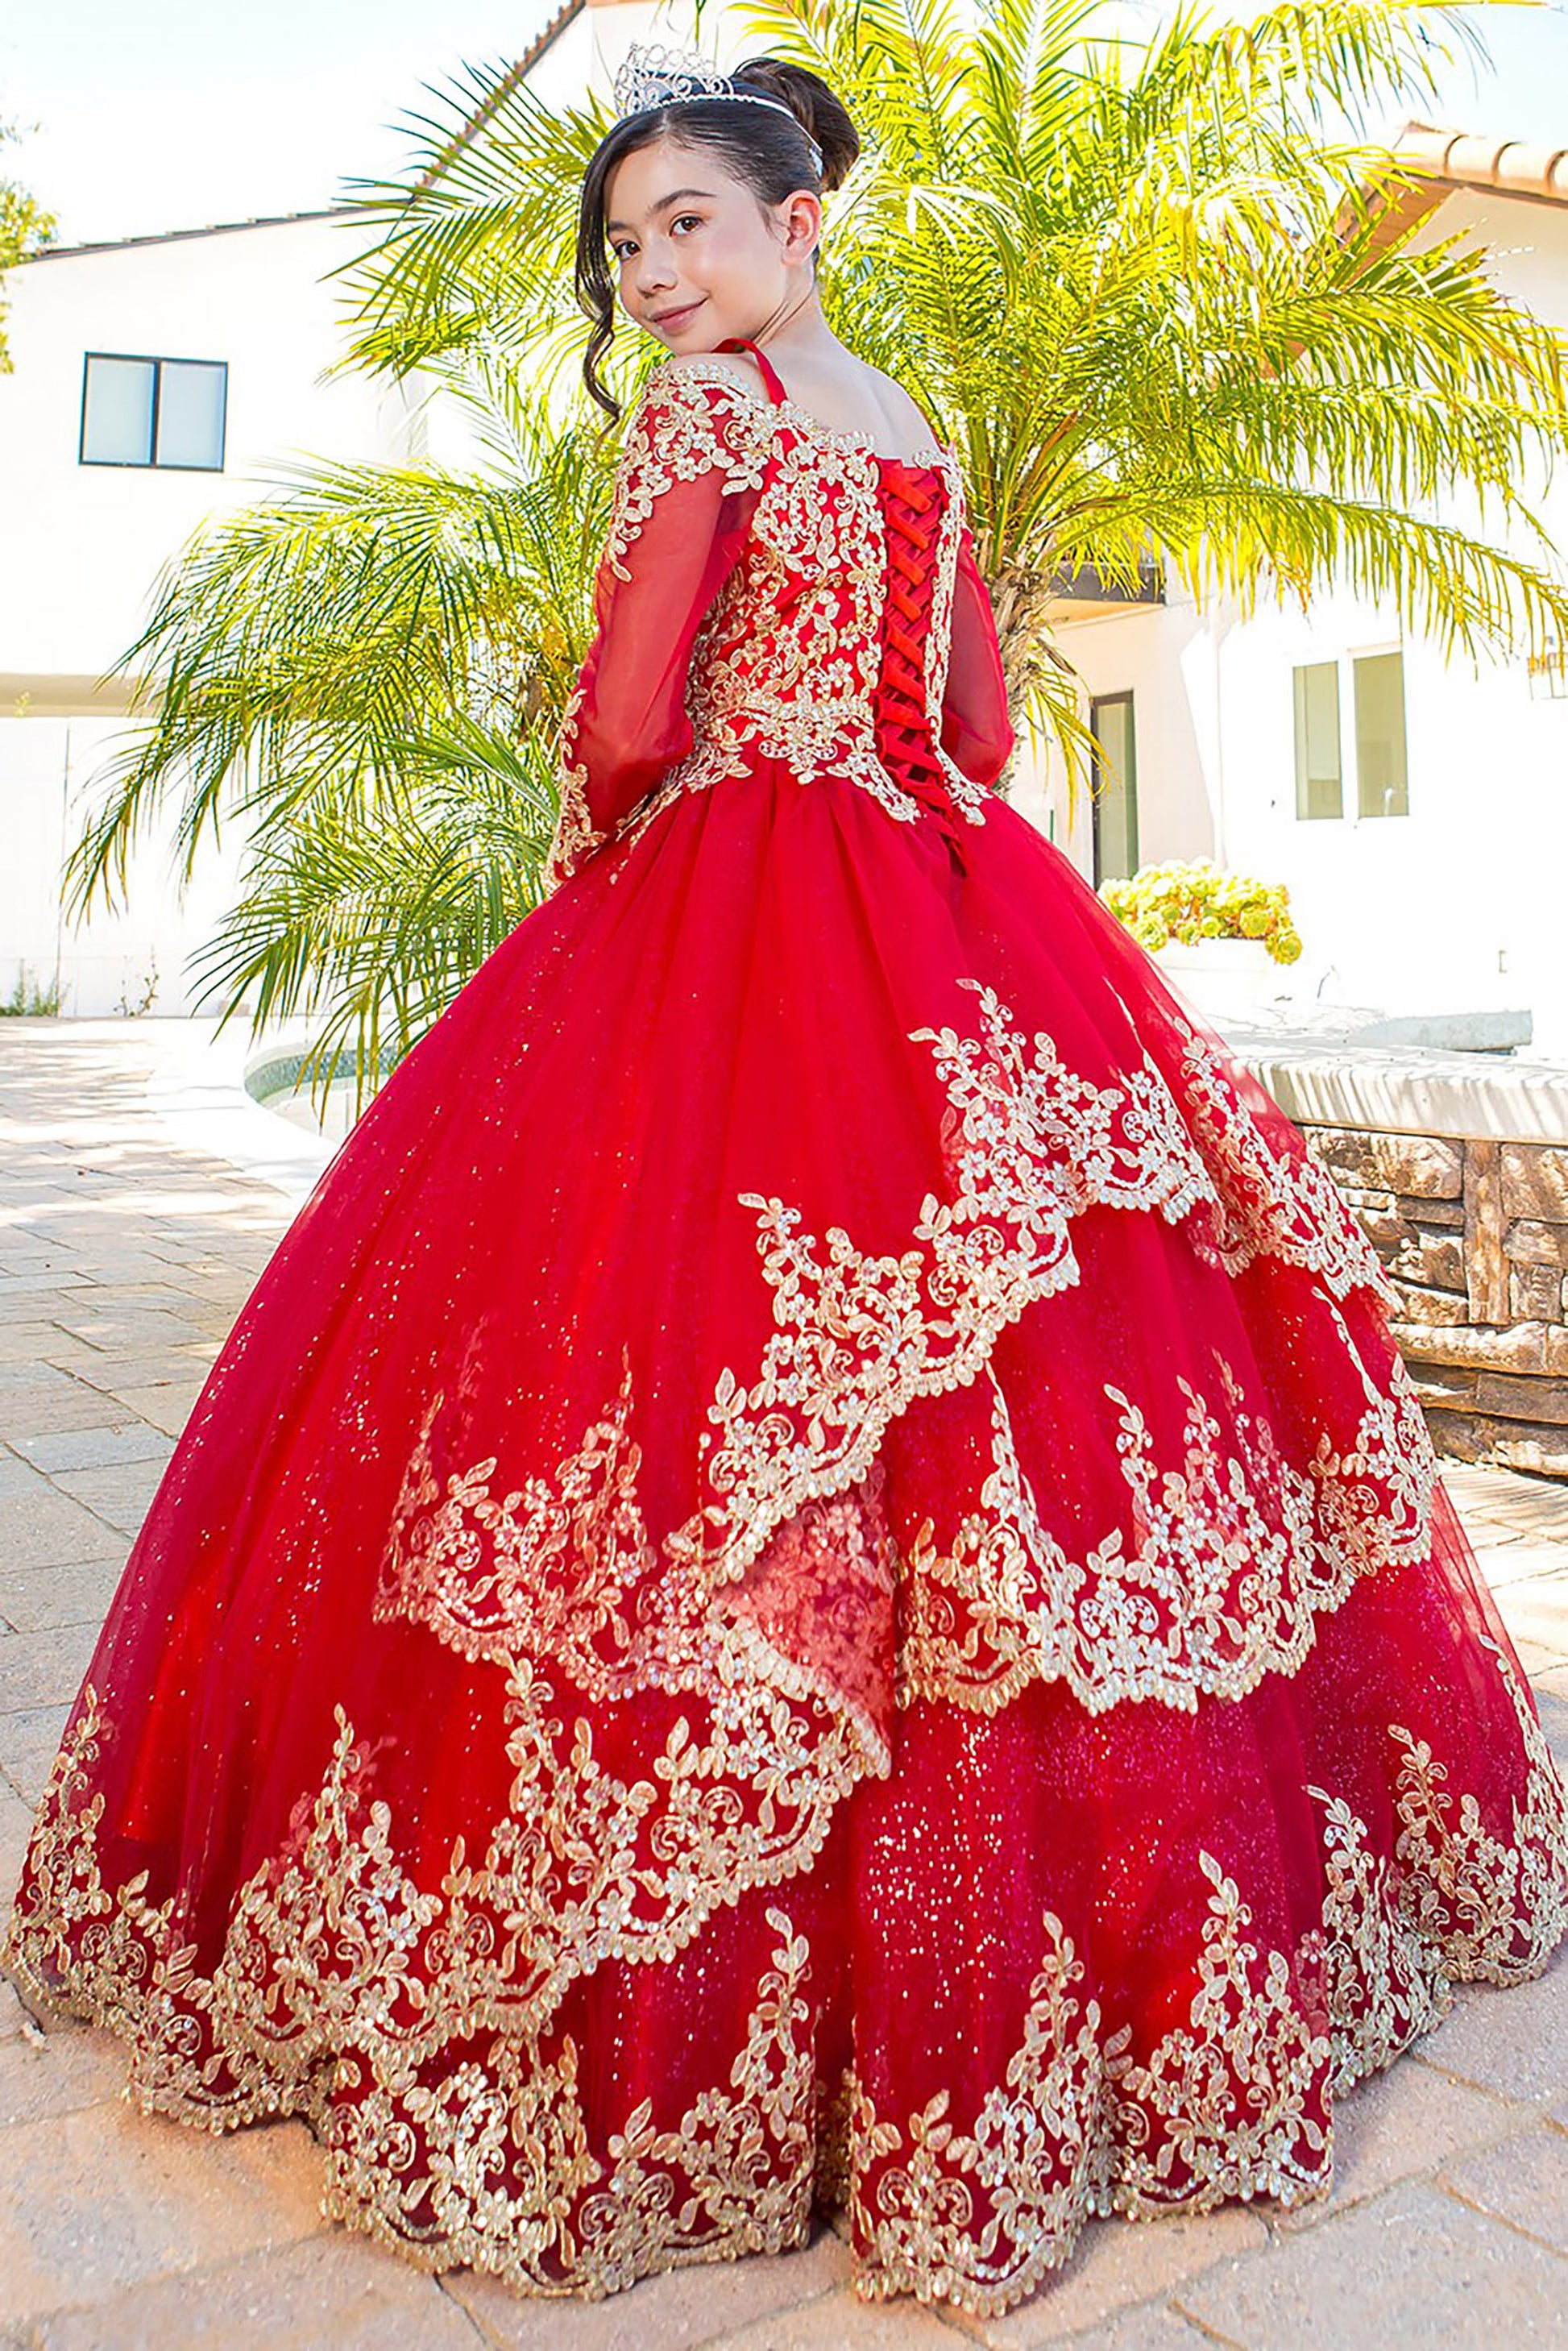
[1292,657,1343,820]
[1351,643,1409,820]
[1289,642,1408,824]
[78,350,229,474]
[1089,688,1139,887]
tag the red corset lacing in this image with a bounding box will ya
[870,467,969,874]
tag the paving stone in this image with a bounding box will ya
[67,1349,215,1394]
[0,1323,81,1366]
[98,1282,203,1299]
[943,2204,1265,2346]
[1172,2177,1567,2346]
[49,1460,166,1535]
[1507,1637,1566,1681]
[0,1701,71,1806]
[0,1488,125,1569]
[0,1360,84,1394]
[0,1452,54,1498]
[1436,2123,1568,2256]
[93,1385,201,1439]
[0,1557,127,1634]
[1476,1539,1568,1591]
[30,2229,484,2349]
[0,2100,328,2324]
[1494,1572,1568,1659]
[702,2279,961,2347]
[67,1256,193,1287]
[1272,2057,1522,2236]
[1483,1480,1568,1525]
[0,1974,39,2042]
[0,1380,135,1436]
[15,1427,174,1474]
[1027,2313,1216,2351]
[0,1623,100,1716]
[0,1773,38,1901]
[32,1335,127,1380]
[0,1300,107,1340]
[1412,1953,1568,2104]
[162,1273,253,1310]
[0,2023,130,2125]
[52,1310,219,1352]
[448,2223,852,2348]
[1535,1687,1568,1773]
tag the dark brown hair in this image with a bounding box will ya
[574,56,860,425]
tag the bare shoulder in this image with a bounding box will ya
[859,360,939,441]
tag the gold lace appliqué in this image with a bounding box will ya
[666,979,1408,1600]
[900,1343,1436,1716]
[4,1638,1565,2316]
[544,359,987,890]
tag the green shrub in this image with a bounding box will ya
[1098,859,1303,964]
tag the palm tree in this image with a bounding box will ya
[68,0,1568,1099]
[65,419,614,1106]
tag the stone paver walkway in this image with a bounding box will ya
[2,1015,1565,2350]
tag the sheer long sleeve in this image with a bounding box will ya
[940,517,1015,788]
[544,370,769,890]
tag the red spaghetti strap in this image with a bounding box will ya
[716,333,787,405]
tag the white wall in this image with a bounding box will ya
[1034,188,1568,1054]
[0,212,413,1015]
[0,213,404,679]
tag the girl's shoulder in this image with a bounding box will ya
[625,353,777,462]
[641,348,773,420]
[618,356,775,492]
[649,348,937,460]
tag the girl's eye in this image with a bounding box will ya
[612,214,703,262]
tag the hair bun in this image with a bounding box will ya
[733,55,860,193]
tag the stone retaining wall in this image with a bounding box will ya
[1297,1124,1568,1479]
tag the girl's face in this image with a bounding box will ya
[604,135,819,350]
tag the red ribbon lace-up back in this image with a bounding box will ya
[872,466,969,867]
[720,337,969,871]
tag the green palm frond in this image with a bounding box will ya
[64,430,608,924]
[68,0,1568,1095]
[188,717,560,1111]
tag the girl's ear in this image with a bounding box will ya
[778,190,822,267]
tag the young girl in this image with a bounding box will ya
[4,42,1565,2322]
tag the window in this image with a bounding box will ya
[1089,692,1139,884]
[80,353,227,471]
[1291,650,1407,820]
[1354,650,1408,817]
[1292,661,1342,819]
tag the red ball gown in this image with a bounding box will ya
[5,334,1566,2320]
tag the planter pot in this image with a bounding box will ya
[1151,936,1291,1024]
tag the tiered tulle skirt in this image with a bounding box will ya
[5,766,1566,2316]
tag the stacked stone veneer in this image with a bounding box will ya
[1297,1124,1568,1481]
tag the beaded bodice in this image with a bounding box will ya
[664,340,981,837]
[545,336,1014,889]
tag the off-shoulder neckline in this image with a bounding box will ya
[649,357,957,476]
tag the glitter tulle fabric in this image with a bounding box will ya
[5,338,1566,2320]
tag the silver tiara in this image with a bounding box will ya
[611,41,824,176]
